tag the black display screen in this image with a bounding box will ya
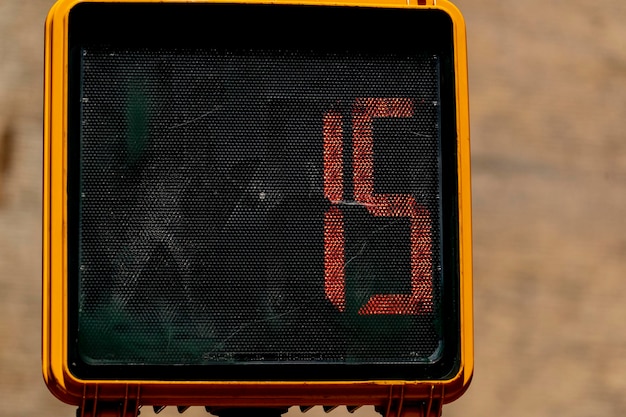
[67,3,461,381]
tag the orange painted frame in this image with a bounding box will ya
[43,0,473,408]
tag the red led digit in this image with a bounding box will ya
[352,98,433,315]
[324,207,345,312]
[323,99,433,315]
[323,110,346,311]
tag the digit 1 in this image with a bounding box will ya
[352,97,433,315]
[323,110,346,312]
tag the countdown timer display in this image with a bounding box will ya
[44,0,472,407]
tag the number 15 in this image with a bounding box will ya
[323,98,434,315]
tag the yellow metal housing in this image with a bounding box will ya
[43,0,473,408]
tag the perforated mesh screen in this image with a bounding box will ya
[75,47,444,368]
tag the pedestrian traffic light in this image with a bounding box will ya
[43,0,473,415]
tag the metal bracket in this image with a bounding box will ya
[377,385,444,417]
[77,385,141,417]
[75,384,444,417]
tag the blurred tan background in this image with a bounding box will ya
[2,0,626,416]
